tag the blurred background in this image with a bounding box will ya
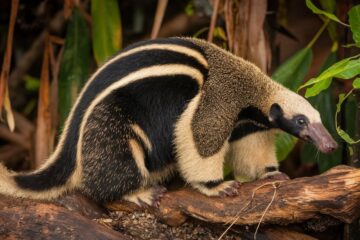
[0,0,359,179]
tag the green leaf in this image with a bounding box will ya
[276,132,297,161]
[319,0,336,13]
[353,77,360,88]
[305,52,337,97]
[335,91,360,144]
[185,1,194,16]
[306,0,348,26]
[300,55,360,89]
[336,93,346,112]
[59,8,90,126]
[348,5,360,47]
[213,27,227,41]
[272,48,313,91]
[337,128,359,144]
[91,0,122,66]
[305,78,332,98]
[334,58,360,78]
[24,75,40,91]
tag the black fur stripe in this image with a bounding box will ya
[229,122,269,142]
[199,179,224,188]
[229,106,272,142]
[265,166,278,172]
[15,39,207,191]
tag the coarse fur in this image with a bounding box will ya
[0,37,334,204]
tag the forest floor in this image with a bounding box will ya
[97,209,241,240]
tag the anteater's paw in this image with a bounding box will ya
[123,186,167,207]
[260,171,290,181]
[193,180,241,197]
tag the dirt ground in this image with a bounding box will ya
[97,210,246,240]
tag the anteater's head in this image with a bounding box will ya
[269,90,338,154]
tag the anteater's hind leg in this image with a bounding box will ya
[80,94,167,205]
[80,99,142,202]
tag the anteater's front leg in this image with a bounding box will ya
[174,95,240,197]
[227,130,289,181]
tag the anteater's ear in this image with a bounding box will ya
[269,103,283,122]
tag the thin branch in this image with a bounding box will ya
[151,0,168,39]
[207,0,221,42]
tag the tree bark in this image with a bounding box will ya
[108,165,360,228]
[0,195,128,240]
[0,165,359,239]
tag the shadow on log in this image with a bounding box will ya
[108,165,360,228]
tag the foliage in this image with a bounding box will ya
[59,7,90,126]
[272,1,360,171]
[91,0,122,66]
[299,2,359,171]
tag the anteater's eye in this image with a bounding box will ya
[296,118,306,127]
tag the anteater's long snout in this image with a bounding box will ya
[300,123,338,154]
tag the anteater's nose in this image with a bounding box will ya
[322,141,338,153]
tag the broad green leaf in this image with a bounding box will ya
[349,5,360,47]
[305,78,332,98]
[59,8,90,126]
[334,58,360,78]
[276,132,297,161]
[305,52,337,97]
[272,48,313,91]
[92,0,121,65]
[306,0,348,26]
[300,55,360,89]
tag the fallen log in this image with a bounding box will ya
[108,165,360,229]
[0,165,358,239]
[0,195,128,240]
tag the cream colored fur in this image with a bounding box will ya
[130,124,153,151]
[0,164,69,199]
[226,130,279,181]
[192,181,238,196]
[123,187,161,206]
[270,89,321,123]
[129,139,149,178]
